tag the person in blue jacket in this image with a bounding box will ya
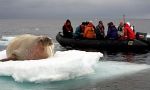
[74,22,86,39]
[107,22,118,40]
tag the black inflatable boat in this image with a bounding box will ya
[56,32,150,51]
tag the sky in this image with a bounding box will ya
[0,0,150,19]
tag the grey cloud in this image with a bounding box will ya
[0,0,149,19]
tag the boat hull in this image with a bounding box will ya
[56,32,149,52]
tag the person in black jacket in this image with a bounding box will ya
[62,19,73,38]
[95,21,105,39]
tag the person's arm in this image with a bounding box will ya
[71,26,73,32]
[83,28,87,38]
[107,27,111,37]
[124,28,128,39]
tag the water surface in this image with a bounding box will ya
[0,19,150,90]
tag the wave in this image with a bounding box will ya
[0,50,103,83]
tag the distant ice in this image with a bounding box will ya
[1,36,15,41]
[0,36,15,46]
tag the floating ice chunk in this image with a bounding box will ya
[0,50,103,83]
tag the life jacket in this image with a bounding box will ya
[83,23,96,39]
[123,24,135,40]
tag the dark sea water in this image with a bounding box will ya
[0,18,150,90]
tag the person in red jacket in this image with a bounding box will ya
[123,22,135,40]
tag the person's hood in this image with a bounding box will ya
[125,22,131,27]
[126,22,131,26]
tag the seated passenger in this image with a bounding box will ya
[74,22,86,39]
[118,21,124,40]
[62,19,73,38]
[107,22,118,40]
[95,21,105,39]
[123,22,136,40]
[83,22,96,39]
[126,22,135,32]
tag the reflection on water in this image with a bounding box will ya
[103,51,150,64]
[123,52,136,62]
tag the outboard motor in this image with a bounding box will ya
[136,32,150,45]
